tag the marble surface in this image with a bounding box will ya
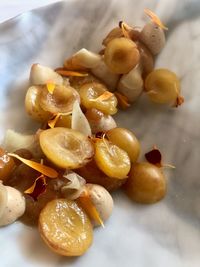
[0,0,200,266]
[0,0,60,23]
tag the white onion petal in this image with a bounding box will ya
[71,101,92,136]
[3,129,43,158]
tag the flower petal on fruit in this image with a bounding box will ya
[114,92,130,109]
[78,189,104,227]
[144,8,168,30]
[91,91,114,102]
[46,80,56,94]
[8,153,58,178]
[55,68,88,77]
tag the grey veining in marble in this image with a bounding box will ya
[0,0,200,266]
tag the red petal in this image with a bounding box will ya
[24,175,47,201]
[145,148,162,167]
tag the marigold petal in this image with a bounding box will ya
[144,8,168,30]
[8,153,58,178]
[46,80,56,94]
[91,91,114,102]
[114,92,130,109]
[55,68,88,77]
[78,189,104,227]
[48,114,60,129]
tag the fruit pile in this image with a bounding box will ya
[0,10,183,256]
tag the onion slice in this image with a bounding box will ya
[71,101,92,136]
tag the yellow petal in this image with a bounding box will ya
[91,91,114,102]
[46,80,56,94]
[48,113,61,129]
[8,153,58,178]
[78,189,104,227]
[55,68,88,77]
[114,92,130,109]
[24,175,46,194]
[144,8,168,30]
[48,112,72,129]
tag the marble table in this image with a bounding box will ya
[0,0,200,266]
[0,0,60,23]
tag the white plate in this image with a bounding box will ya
[0,1,200,266]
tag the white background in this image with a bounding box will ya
[0,0,60,22]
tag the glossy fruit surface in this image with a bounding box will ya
[77,160,126,191]
[25,86,51,122]
[145,69,181,105]
[79,82,117,115]
[40,84,80,114]
[0,148,15,182]
[94,139,131,179]
[104,37,140,74]
[39,128,94,169]
[124,162,166,204]
[39,199,93,256]
[106,127,140,163]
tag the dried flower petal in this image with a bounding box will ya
[98,48,105,55]
[144,8,168,30]
[145,148,162,167]
[8,153,58,178]
[91,91,114,102]
[174,95,184,108]
[55,68,88,77]
[61,171,86,200]
[24,175,47,201]
[46,80,56,94]
[78,188,104,227]
[48,112,72,129]
[114,92,130,109]
[95,131,105,139]
[145,147,175,169]
[48,114,60,129]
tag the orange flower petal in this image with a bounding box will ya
[48,112,72,129]
[46,80,56,94]
[91,91,114,102]
[55,68,88,77]
[114,92,130,109]
[8,153,58,178]
[48,113,61,129]
[174,95,184,107]
[78,189,104,227]
[24,175,47,200]
[144,8,168,30]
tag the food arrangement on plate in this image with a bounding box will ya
[0,9,184,257]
